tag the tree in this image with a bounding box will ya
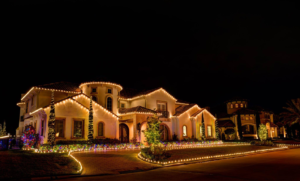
[201,113,206,140]
[3,121,6,136]
[47,91,56,146]
[0,123,2,136]
[215,119,219,140]
[143,113,161,150]
[255,112,261,139]
[225,128,235,139]
[281,98,300,125]
[88,96,94,142]
[280,98,300,138]
[258,124,268,141]
[237,111,243,140]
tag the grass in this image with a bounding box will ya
[0,150,80,179]
[166,145,273,161]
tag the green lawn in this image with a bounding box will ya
[0,150,79,179]
[167,146,273,161]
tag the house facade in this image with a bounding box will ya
[216,98,279,140]
[16,81,216,144]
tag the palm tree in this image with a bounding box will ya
[281,98,300,125]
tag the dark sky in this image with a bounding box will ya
[3,0,300,135]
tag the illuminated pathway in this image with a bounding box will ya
[56,148,300,181]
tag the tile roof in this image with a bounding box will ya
[217,120,235,127]
[190,109,205,117]
[36,81,81,92]
[119,106,156,114]
[174,104,197,116]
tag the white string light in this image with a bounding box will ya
[79,81,123,90]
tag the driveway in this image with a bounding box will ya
[57,148,300,181]
[72,150,160,175]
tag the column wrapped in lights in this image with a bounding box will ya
[202,113,206,140]
[88,96,94,142]
[47,91,56,146]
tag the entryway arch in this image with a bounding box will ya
[119,123,129,143]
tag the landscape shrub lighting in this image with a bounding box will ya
[138,146,288,166]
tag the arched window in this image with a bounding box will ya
[107,97,112,111]
[98,122,104,136]
[92,96,97,102]
[235,104,239,108]
[183,125,187,136]
[240,104,244,108]
[230,104,233,108]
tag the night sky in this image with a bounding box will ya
[3,1,299,135]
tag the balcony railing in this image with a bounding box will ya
[157,111,169,118]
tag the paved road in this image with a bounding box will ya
[58,148,300,181]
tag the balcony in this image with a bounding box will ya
[157,111,169,118]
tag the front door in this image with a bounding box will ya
[119,124,129,143]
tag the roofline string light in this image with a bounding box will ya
[191,109,217,120]
[74,94,119,118]
[21,87,81,101]
[119,88,177,101]
[29,108,44,115]
[177,105,201,118]
[138,146,288,166]
[44,98,89,112]
[79,82,123,90]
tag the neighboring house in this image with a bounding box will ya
[215,98,278,140]
[16,81,216,144]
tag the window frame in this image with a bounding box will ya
[121,103,125,108]
[98,122,105,137]
[235,104,239,108]
[157,100,167,112]
[182,125,187,137]
[72,119,85,139]
[91,87,97,93]
[41,120,45,136]
[207,125,212,137]
[107,87,112,94]
[55,118,66,139]
[106,97,113,112]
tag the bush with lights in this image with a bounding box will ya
[21,125,39,149]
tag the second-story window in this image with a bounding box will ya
[157,102,167,112]
[235,104,239,108]
[240,104,243,108]
[107,97,112,111]
[107,88,112,94]
[91,87,97,93]
[121,103,125,108]
[230,104,233,108]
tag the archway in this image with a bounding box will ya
[140,122,148,145]
[119,123,129,143]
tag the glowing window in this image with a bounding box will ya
[207,126,212,137]
[235,104,239,108]
[246,116,249,120]
[230,104,233,108]
[250,116,253,120]
[183,126,187,136]
[240,104,243,108]
[107,97,112,111]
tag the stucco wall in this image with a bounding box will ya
[145,90,176,116]
[131,98,146,108]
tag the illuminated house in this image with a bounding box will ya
[215,98,278,140]
[16,81,216,144]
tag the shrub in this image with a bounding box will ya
[258,124,268,141]
[141,145,171,161]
